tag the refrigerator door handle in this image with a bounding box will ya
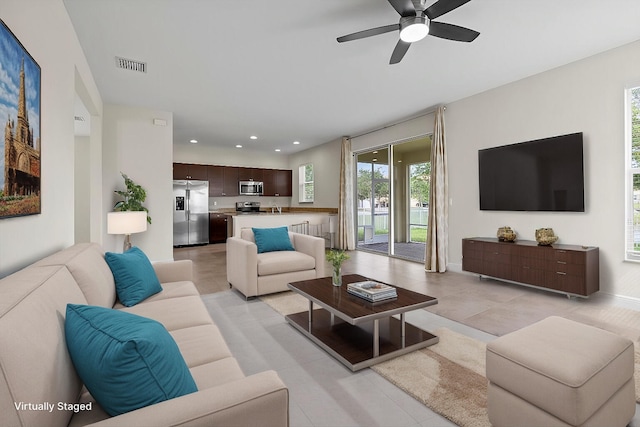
[186,188,190,221]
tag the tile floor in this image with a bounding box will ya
[185,245,640,426]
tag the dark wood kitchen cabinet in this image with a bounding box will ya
[173,163,208,180]
[208,165,239,197]
[237,168,263,182]
[209,213,228,243]
[207,165,224,196]
[222,167,239,196]
[206,165,239,197]
[263,169,292,197]
[176,163,292,197]
[462,237,599,297]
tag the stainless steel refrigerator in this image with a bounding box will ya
[173,180,209,246]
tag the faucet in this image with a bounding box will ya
[271,202,281,214]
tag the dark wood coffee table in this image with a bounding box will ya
[286,274,438,371]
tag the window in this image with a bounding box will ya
[625,86,640,260]
[299,163,314,203]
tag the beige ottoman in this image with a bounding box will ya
[486,316,635,427]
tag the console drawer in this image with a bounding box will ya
[461,238,599,297]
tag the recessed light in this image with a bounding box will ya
[373,151,378,154]
[190,139,198,144]
[293,141,300,145]
[275,149,281,152]
[250,136,257,140]
[372,158,378,162]
[235,145,242,148]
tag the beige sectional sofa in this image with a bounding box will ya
[0,243,289,427]
[227,229,326,298]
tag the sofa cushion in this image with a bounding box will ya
[33,242,117,307]
[119,295,215,331]
[252,226,295,253]
[170,324,233,368]
[0,266,88,427]
[112,281,200,309]
[65,304,198,417]
[257,251,316,276]
[189,357,246,390]
[105,247,162,306]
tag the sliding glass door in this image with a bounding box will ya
[356,149,390,254]
[356,136,431,262]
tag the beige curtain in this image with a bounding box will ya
[338,137,355,250]
[425,106,449,272]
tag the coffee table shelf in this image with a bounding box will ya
[286,274,438,371]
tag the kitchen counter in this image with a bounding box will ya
[209,207,338,215]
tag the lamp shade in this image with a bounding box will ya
[107,211,148,235]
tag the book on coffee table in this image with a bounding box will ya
[347,281,397,302]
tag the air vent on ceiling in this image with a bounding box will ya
[74,116,85,122]
[115,56,147,73]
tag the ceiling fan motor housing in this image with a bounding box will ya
[399,16,429,43]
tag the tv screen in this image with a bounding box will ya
[478,132,585,212]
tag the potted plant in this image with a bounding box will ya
[114,172,151,224]
[326,249,349,287]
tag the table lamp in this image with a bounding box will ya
[107,211,148,252]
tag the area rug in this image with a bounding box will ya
[372,328,489,427]
[261,290,640,425]
[261,292,490,426]
[260,290,318,316]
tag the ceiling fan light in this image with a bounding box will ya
[399,16,428,43]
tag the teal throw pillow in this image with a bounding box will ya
[252,226,295,253]
[105,246,162,306]
[65,304,197,416]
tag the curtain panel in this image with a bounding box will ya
[425,106,449,272]
[338,137,356,250]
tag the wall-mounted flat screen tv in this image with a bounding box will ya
[478,132,585,212]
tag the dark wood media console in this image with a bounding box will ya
[462,237,599,297]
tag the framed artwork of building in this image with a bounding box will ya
[0,18,41,219]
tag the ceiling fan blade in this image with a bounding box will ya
[389,40,411,64]
[424,0,472,20]
[429,21,479,42]
[387,0,416,17]
[337,24,399,43]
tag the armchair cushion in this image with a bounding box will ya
[252,226,295,253]
[257,251,316,276]
[105,247,162,306]
[65,304,197,417]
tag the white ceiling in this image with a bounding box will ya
[64,0,640,154]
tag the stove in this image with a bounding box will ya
[236,201,261,214]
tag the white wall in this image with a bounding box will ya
[446,39,640,298]
[350,114,435,153]
[74,136,91,242]
[288,137,342,208]
[173,143,289,169]
[0,0,102,277]
[298,40,640,299]
[102,104,173,261]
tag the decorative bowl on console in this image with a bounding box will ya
[535,228,558,245]
[497,226,517,242]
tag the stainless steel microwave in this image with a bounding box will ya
[239,180,263,196]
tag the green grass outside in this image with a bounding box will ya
[410,227,427,243]
[357,226,427,243]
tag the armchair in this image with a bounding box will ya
[227,228,326,298]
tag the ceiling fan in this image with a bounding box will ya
[337,0,479,64]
